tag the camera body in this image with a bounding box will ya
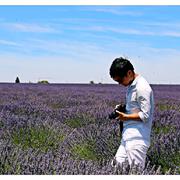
[109,104,126,119]
[109,104,126,135]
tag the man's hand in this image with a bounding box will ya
[116,110,142,122]
[115,110,128,121]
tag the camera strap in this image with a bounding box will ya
[119,121,123,134]
[113,121,123,137]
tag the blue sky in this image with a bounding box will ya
[0,6,180,84]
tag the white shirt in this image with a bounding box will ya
[122,75,154,146]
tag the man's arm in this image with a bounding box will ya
[116,111,142,122]
[116,87,153,122]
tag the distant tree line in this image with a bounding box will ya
[89,80,102,84]
[15,76,49,84]
[15,77,102,84]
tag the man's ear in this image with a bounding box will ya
[127,70,132,77]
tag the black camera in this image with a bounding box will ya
[109,104,126,119]
[109,104,126,135]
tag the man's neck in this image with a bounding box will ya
[129,73,138,85]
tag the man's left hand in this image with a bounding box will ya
[115,110,128,121]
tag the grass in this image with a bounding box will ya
[65,118,85,128]
[65,117,95,128]
[153,125,173,135]
[149,149,180,174]
[12,126,65,153]
[71,140,98,161]
[12,107,42,118]
[150,124,179,174]
[49,103,65,109]
[107,134,121,156]
[157,103,177,111]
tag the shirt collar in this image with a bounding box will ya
[129,74,141,87]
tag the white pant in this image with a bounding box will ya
[113,139,149,169]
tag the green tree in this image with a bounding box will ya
[89,80,95,84]
[15,77,20,83]
[38,80,49,84]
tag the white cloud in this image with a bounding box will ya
[63,24,180,37]
[134,21,180,28]
[85,7,143,16]
[160,31,180,37]
[1,22,58,33]
[0,39,22,46]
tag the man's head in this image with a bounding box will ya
[109,57,135,86]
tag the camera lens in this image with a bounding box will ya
[109,111,119,119]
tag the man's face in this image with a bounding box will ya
[113,70,133,86]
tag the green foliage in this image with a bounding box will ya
[157,102,177,111]
[148,149,180,173]
[65,117,95,128]
[153,125,172,135]
[38,80,49,84]
[71,140,98,161]
[89,80,95,84]
[50,103,64,109]
[107,134,121,155]
[15,77,20,83]
[65,118,86,128]
[11,126,64,153]
[150,124,179,174]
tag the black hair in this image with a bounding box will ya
[109,57,134,78]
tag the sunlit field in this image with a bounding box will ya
[0,83,179,174]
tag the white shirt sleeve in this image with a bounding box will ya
[137,88,152,122]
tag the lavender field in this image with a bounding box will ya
[0,83,179,175]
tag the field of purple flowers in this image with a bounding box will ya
[0,83,179,175]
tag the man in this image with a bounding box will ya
[109,57,154,169]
